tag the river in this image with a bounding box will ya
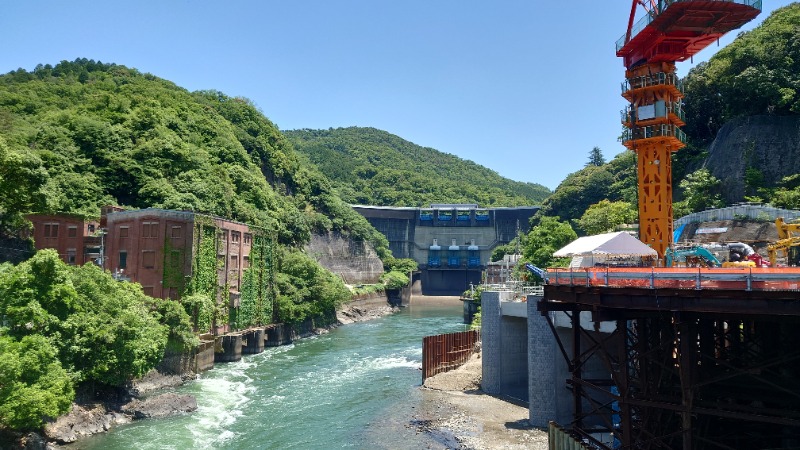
[73,297,468,449]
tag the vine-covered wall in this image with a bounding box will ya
[234,234,275,330]
[183,222,218,333]
[177,216,275,335]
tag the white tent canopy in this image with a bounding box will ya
[554,231,657,258]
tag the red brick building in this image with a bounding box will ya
[105,208,254,301]
[27,214,102,266]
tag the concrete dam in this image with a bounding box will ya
[352,204,539,295]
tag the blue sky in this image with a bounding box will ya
[1,1,794,190]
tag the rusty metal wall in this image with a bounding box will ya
[421,329,479,381]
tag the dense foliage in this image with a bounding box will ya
[0,334,74,430]
[682,4,800,146]
[675,4,800,205]
[539,151,638,225]
[577,200,637,235]
[0,250,189,429]
[0,58,389,255]
[285,127,551,207]
[0,59,398,330]
[522,216,576,269]
[275,249,351,326]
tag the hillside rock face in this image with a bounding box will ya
[306,232,384,284]
[704,115,800,203]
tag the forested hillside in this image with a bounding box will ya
[285,127,551,207]
[677,3,800,206]
[0,59,387,254]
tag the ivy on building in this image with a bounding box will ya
[234,233,275,330]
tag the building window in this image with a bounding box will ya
[66,249,76,265]
[119,251,127,269]
[168,287,178,300]
[88,224,95,233]
[244,233,252,245]
[231,231,240,243]
[171,226,182,238]
[218,230,227,243]
[143,286,154,297]
[142,250,156,269]
[44,223,59,238]
[119,226,129,238]
[142,222,159,238]
[243,255,250,269]
[169,250,180,269]
[230,255,239,269]
[67,226,77,238]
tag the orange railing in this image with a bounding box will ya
[547,267,800,291]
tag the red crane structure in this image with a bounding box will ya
[617,0,761,260]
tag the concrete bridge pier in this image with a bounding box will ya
[481,291,529,402]
[265,324,291,347]
[242,328,266,354]
[215,332,243,362]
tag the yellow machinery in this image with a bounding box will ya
[768,217,800,266]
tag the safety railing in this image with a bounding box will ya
[547,267,800,292]
[621,124,687,145]
[622,72,683,93]
[616,0,762,51]
[482,282,544,300]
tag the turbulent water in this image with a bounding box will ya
[73,298,467,449]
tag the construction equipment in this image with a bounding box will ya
[665,246,720,268]
[618,0,761,259]
[723,242,768,267]
[768,217,800,266]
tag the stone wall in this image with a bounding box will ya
[305,231,384,284]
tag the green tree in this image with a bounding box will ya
[380,270,409,290]
[577,200,637,235]
[522,216,577,269]
[587,146,606,167]
[674,169,724,215]
[0,135,48,232]
[0,250,169,386]
[0,334,74,430]
[541,165,614,222]
[383,257,418,274]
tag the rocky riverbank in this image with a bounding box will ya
[417,351,549,449]
[1,380,198,449]
[336,292,399,325]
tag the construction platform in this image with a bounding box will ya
[538,267,800,449]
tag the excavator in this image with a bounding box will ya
[665,246,720,268]
[664,243,770,268]
[768,217,800,266]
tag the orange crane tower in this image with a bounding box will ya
[617,0,761,259]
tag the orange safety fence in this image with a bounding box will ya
[547,267,800,291]
[421,329,480,382]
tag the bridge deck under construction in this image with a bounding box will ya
[538,268,800,449]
